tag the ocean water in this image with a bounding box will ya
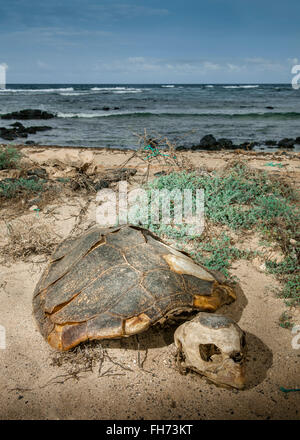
[0,83,300,151]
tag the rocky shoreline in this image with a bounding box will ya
[0,122,52,141]
[0,109,54,141]
[179,134,300,151]
[1,109,300,151]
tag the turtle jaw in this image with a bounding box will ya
[203,360,246,390]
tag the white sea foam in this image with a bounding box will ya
[91,87,125,91]
[113,90,142,94]
[206,85,214,88]
[57,111,129,118]
[91,87,142,93]
[223,85,259,89]
[161,85,175,88]
[60,92,91,96]
[240,85,259,88]
[0,87,74,93]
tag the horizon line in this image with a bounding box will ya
[4,82,291,85]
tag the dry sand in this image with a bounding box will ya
[0,145,299,420]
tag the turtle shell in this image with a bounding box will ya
[33,225,236,351]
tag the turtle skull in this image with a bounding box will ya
[174,312,246,389]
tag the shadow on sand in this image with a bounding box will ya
[50,280,273,389]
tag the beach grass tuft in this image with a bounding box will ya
[0,146,22,170]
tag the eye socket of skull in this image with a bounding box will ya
[199,343,221,362]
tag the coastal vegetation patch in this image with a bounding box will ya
[143,162,299,307]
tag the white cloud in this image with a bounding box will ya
[243,57,284,71]
[203,61,220,70]
[98,58,223,76]
[288,57,299,65]
[227,63,243,72]
[128,57,146,63]
[244,57,268,64]
[89,56,293,82]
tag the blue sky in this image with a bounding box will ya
[0,0,299,83]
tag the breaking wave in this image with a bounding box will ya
[57,110,300,119]
[0,87,74,93]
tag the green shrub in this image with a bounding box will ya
[266,256,300,306]
[279,311,293,328]
[143,163,299,305]
[0,147,22,170]
[146,164,298,234]
[191,234,246,277]
[0,178,44,198]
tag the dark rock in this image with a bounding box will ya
[0,129,17,140]
[25,127,38,134]
[199,134,218,149]
[265,106,274,110]
[295,137,300,144]
[0,127,26,140]
[18,132,28,138]
[278,138,295,148]
[26,126,52,134]
[217,138,234,149]
[25,141,35,145]
[10,122,25,129]
[34,125,52,132]
[176,146,189,151]
[1,109,55,120]
[238,142,256,150]
[191,134,219,151]
[0,123,52,140]
[93,106,120,110]
[182,136,260,152]
[265,140,277,146]
[154,171,167,177]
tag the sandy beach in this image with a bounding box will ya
[0,145,299,420]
